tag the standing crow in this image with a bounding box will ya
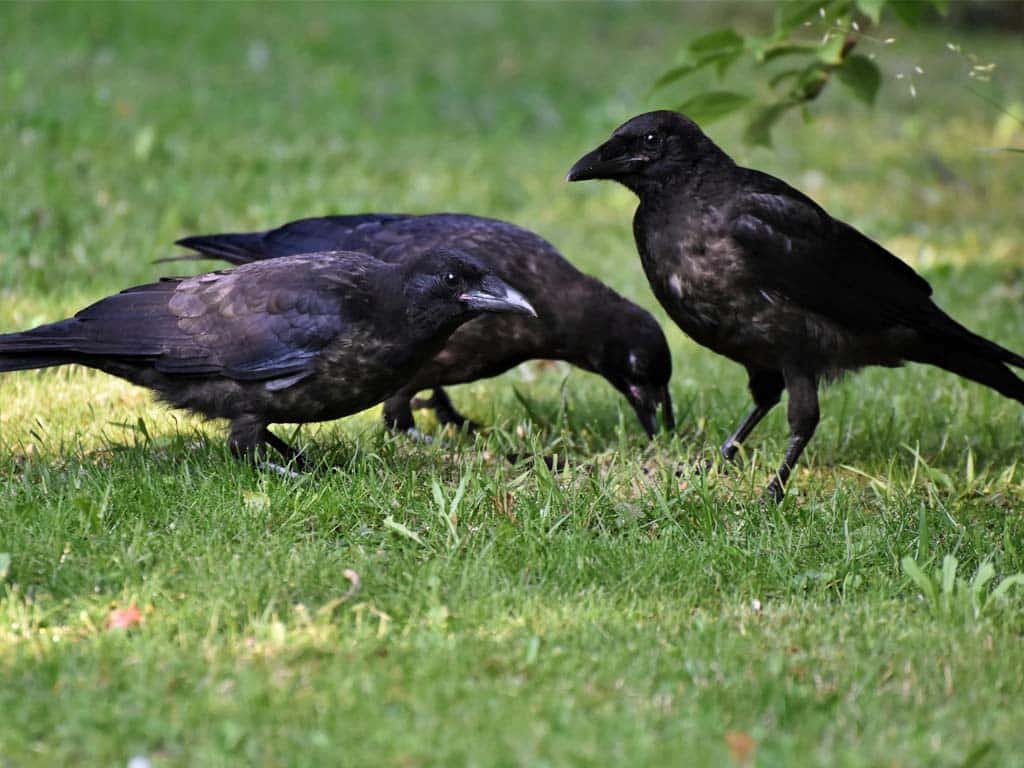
[173,213,675,437]
[568,110,1024,500]
[0,250,534,462]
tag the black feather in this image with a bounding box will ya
[569,109,1024,499]
[1,250,533,460]
[175,213,675,437]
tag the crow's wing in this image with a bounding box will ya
[175,213,550,267]
[70,253,373,386]
[175,214,414,264]
[727,172,935,333]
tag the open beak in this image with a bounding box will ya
[627,383,675,439]
[566,138,641,182]
[460,275,537,317]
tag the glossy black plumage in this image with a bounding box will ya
[174,213,675,437]
[0,250,534,461]
[569,110,1024,500]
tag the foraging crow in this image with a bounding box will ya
[568,110,1024,500]
[174,213,675,437]
[0,250,534,462]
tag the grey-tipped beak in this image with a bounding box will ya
[460,276,537,317]
[567,138,643,183]
[566,147,604,182]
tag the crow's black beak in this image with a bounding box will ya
[626,383,675,439]
[460,275,537,317]
[566,146,604,182]
[566,139,643,182]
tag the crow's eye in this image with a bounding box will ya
[642,132,660,148]
[443,271,459,288]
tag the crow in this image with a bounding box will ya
[0,250,534,463]
[568,110,1024,500]
[172,213,675,438]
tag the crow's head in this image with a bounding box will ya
[401,249,536,331]
[591,305,675,438]
[566,111,722,194]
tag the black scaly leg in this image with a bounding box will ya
[720,368,785,462]
[412,387,477,432]
[382,394,417,433]
[765,370,820,502]
[229,414,306,473]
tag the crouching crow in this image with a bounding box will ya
[569,110,1024,500]
[0,250,534,463]
[173,213,675,437]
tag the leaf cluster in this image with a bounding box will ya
[654,0,946,145]
[902,554,1024,623]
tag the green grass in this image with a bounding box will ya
[3,2,1024,766]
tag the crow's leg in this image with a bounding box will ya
[411,387,477,432]
[229,414,306,473]
[382,394,416,432]
[765,371,820,502]
[720,369,784,462]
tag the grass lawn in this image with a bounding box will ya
[3,2,1024,765]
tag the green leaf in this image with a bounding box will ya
[962,743,996,768]
[902,556,938,606]
[971,562,996,598]
[431,479,446,514]
[836,54,882,104]
[792,62,830,101]
[653,63,701,90]
[816,32,847,65]
[743,103,792,147]
[653,49,744,91]
[653,29,748,93]
[688,28,744,54]
[0,553,10,581]
[677,91,751,125]
[711,48,744,77]
[769,68,802,89]
[759,42,819,63]
[887,0,942,26]
[941,555,958,598]
[990,574,1024,602]
[774,0,829,33]
[383,515,424,546]
[855,0,885,24]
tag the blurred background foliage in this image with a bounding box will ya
[654,0,1023,145]
[1,2,1021,301]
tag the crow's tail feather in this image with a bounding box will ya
[0,321,85,373]
[0,353,80,373]
[925,310,1024,370]
[956,327,1024,370]
[172,233,262,265]
[913,340,1024,405]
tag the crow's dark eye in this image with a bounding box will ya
[642,132,661,149]
[443,272,459,288]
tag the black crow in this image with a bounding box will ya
[568,110,1024,500]
[0,250,534,462]
[173,213,675,437]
